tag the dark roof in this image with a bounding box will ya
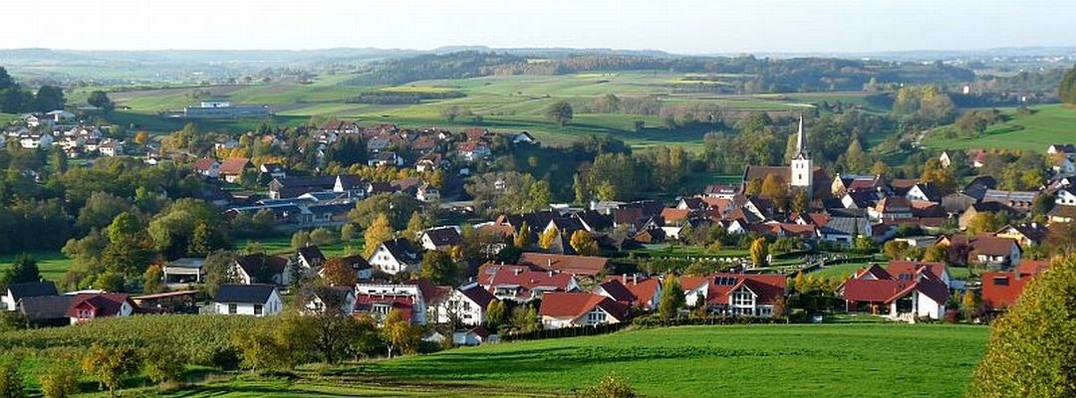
[379,238,420,264]
[598,279,637,303]
[340,254,372,271]
[234,253,289,279]
[6,281,58,301]
[297,246,326,265]
[458,284,495,309]
[215,284,277,304]
[18,295,73,321]
[422,227,462,247]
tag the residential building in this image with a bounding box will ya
[213,284,283,316]
[538,292,628,329]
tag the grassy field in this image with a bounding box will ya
[237,235,363,258]
[0,251,73,283]
[923,104,1076,152]
[810,262,869,279]
[94,71,842,150]
[348,324,986,397]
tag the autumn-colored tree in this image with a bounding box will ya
[133,131,150,146]
[143,264,164,294]
[381,309,421,358]
[883,240,911,260]
[486,299,507,331]
[578,373,637,398]
[538,227,558,250]
[82,343,138,397]
[322,258,358,287]
[749,237,769,267]
[569,230,600,256]
[971,256,1076,396]
[514,221,533,248]
[924,244,948,262]
[363,214,394,258]
[919,158,955,193]
[404,211,426,242]
[791,189,809,213]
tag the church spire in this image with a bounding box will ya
[795,114,808,158]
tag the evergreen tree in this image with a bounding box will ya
[659,276,685,319]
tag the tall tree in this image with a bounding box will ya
[545,101,574,126]
[419,250,458,285]
[658,276,685,319]
[381,309,420,358]
[569,230,600,256]
[0,254,40,290]
[87,91,115,113]
[32,85,65,112]
[749,238,769,268]
[321,257,358,287]
[363,214,394,258]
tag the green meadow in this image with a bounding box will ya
[0,251,73,283]
[157,324,988,398]
[924,104,1076,152]
[84,72,836,150]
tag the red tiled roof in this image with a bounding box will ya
[981,271,1034,310]
[854,264,892,280]
[486,266,576,299]
[1016,260,1051,276]
[705,274,787,305]
[661,208,691,223]
[219,158,250,175]
[354,293,414,322]
[192,157,217,171]
[886,261,948,281]
[538,292,627,321]
[65,293,131,318]
[518,253,610,277]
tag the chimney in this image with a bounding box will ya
[548,259,553,269]
[622,274,627,283]
[514,268,524,275]
[548,270,555,277]
[632,274,638,285]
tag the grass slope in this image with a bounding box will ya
[924,104,1076,152]
[352,324,987,397]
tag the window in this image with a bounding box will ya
[732,291,754,307]
[228,304,237,314]
[254,304,263,315]
[78,308,94,319]
[586,309,607,324]
[372,303,390,316]
[994,277,1010,286]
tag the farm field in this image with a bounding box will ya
[0,251,73,283]
[923,104,1076,152]
[91,72,833,150]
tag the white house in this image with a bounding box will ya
[367,238,421,275]
[1057,187,1076,207]
[354,280,436,325]
[432,283,495,326]
[453,326,498,346]
[214,284,283,316]
[538,292,627,329]
[300,286,356,315]
[66,293,137,325]
[232,254,292,286]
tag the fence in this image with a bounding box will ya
[501,322,630,342]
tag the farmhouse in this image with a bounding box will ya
[517,252,611,278]
[214,284,283,317]
[66,293,137,325]
[2,281,58,311]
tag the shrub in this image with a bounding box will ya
[38,363,79,398]
[577,373,636,398]
[0,359,25,398]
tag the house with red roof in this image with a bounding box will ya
[192,158,220,178]
[218,158,251,184]
[677,273,787,317]
[598,275,662,310]
[538,292,628,329]
[482,264,580,303]
[981,259,1051,314]
[354,279,442,325]
[66,293,137,325]
[518,253,611,279]
[885,261,952,288]
[840,265,949,321]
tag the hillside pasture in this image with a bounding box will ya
[924,104,1076,152]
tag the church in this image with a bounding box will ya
[741,117,830,198]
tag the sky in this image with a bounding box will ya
[2,0,1074,54]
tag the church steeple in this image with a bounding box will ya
[790,114,813,196]
[794,114,808,159]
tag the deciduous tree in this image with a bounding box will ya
[659,276,685,319]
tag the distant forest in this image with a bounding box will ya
[346,51,976,93]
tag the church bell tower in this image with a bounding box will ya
[790,115,813,197]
